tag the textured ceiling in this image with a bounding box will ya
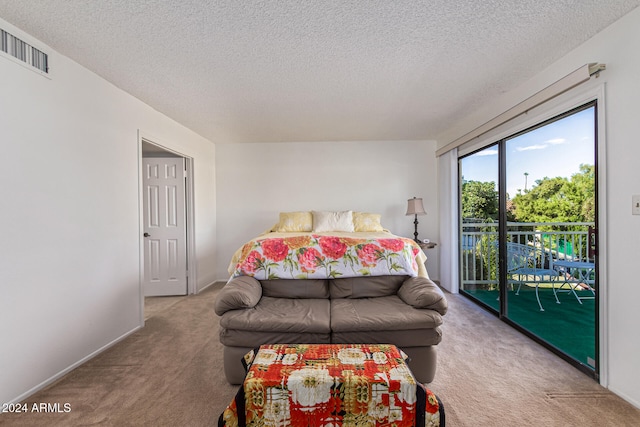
[0,0,638,143]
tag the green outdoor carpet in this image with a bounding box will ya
[466,287,596,368]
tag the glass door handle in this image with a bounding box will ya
[588,226,597,258]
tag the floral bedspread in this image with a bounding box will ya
[229,232,425,280]
[218,344,443,427]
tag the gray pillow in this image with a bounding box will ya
[261,279,329,298]
[397,277,448,314]
[214,276,262,315]
[330,275,407,299]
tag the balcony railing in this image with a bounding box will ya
[461,221,594,289]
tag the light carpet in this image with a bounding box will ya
[1,283,639,426]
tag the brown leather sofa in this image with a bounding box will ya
[214,274,448,384]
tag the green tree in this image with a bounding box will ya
[511,164,594,226]
[572,164,596,220]
[461,180,498,221]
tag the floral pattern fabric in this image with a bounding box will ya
[219,344,443,427]
[230,234,422,280]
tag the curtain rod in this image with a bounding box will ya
[435,63,606,157]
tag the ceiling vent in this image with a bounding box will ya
[1,27,48,74]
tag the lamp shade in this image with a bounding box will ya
[406,197,426,216]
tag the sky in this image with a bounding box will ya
[460,106,595,198]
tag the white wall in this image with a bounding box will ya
[0,18,216,404]
[215,140,440,281]
[437,8,640,408]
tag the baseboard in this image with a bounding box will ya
[196,280,224,293]
[8,324,143,404]
[608,385,640,411]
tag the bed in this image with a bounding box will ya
[227,210,430,281]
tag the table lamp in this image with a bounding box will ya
[406,197,426,243]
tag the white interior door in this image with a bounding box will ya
[143,157,187,296]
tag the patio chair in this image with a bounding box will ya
[504,241,559,311]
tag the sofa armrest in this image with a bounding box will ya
[214,276,263,316]
[398,277,448,315]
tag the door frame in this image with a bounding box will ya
[137,131,197,324]
[454,82,608,384]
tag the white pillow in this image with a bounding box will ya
[312,210,355,232]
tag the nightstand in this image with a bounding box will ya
[418,241,437,250]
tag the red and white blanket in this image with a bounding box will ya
[219,344,443,427]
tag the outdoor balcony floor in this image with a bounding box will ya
[465,286,596,368]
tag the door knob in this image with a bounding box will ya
[144,232,150,237]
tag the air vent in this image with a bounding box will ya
[1,27,48,73]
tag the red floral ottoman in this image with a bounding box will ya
[218,343,444,427]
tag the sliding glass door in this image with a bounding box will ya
[459,145,499,310]
[459,102,598,376]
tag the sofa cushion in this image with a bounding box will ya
[398,277,448,315]
[329,275,407,299]
[219,329,331,347]
[219,297,331,333]
[214,276,262,315]
[332,328,442,347]
[330,296,443,332]
[261,279,330,299]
